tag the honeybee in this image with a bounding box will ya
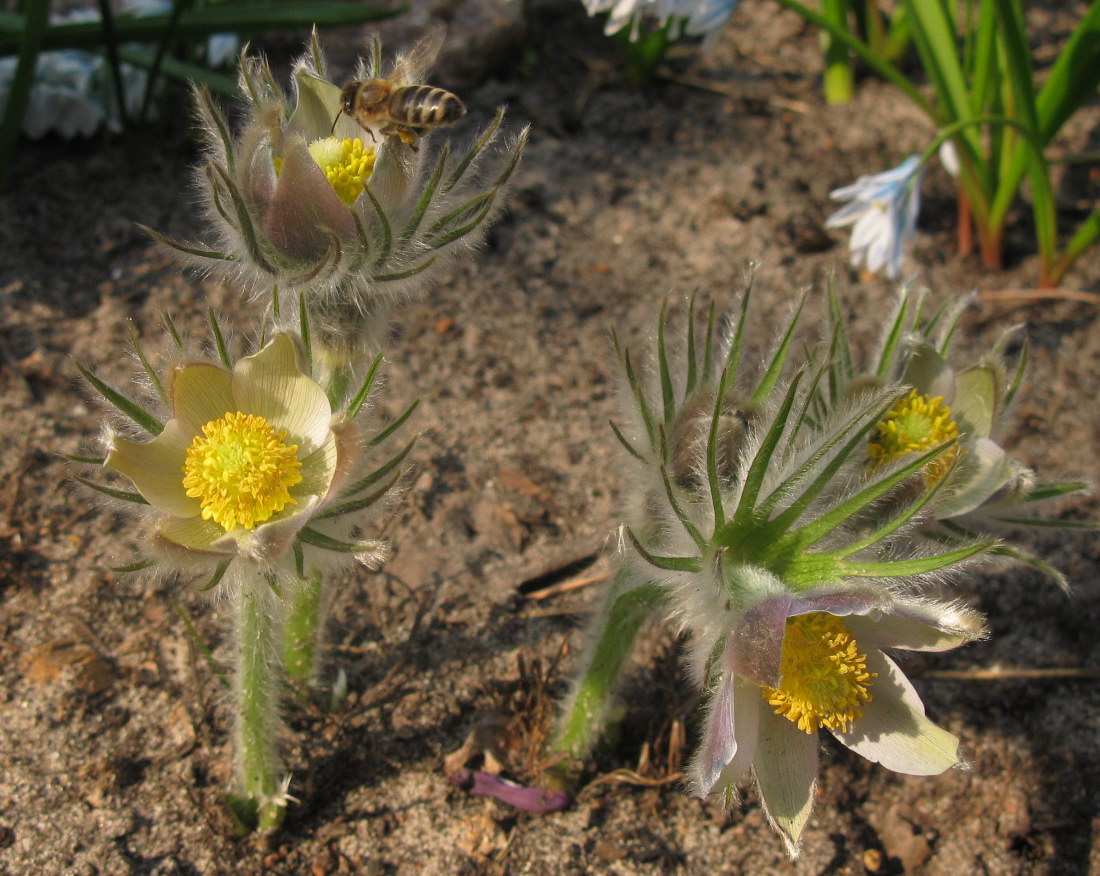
[337,30,466,147]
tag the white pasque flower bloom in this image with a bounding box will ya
[695,573,983,855]
[826,155,925,280]
[602,291,991,855]
[102,332,392,578]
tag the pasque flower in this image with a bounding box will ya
[819,287,1092,587]
[695,575,982,854]
[80,325,410,586]
[550,289,992,854]
[826,155,924,279]
[158,31,526,340]
[76,318,415,829]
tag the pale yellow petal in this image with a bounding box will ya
[232,334,332,455]
[156,514,231,553]
[170,362,235,434]
[296,429,339,500]
[752,708,819,858]
[105,422,198,517]
[833,650,959,775]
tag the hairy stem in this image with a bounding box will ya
[545,572,666,786]
[234,574,286,831]
[284,569,325,687]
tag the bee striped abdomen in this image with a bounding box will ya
[390,85,466,127]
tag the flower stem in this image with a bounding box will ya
[821,0,854,105]
[545,572,666,787]
[978,222,1004,270]
[284,569,325,687]
[233,574,286,831]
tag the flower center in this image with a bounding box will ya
[867,388,961,482]
[182,412,303,532]
[306,136,376,205]
[762,613,876,734]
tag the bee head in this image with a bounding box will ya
[340,81,360,116]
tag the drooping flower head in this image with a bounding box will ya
[826,155,924,280]
[76,314,414,590]
[695,573,983,855]
[151,30,526,368]
[608,287,991,853]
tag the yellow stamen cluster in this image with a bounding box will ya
[307,136,376,206]
[762,613,876,734]
[868,388,961,483]
[182,412,302,532]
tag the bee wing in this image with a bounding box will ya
[392,26,445,83]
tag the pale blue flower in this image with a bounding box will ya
[826,155,924,280]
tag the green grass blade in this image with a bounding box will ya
[401,143,449,241]
[297,528,384,553]
[128,325,167,407]
[660,463,706,550]
[315,471,401,521]
[609,420,646,462]
[770,0,934,116]
[0,0,48,190]
[684,295,699,397]
[0,4,403,53]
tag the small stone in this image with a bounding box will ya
[594,840,627,862]
[879,810,932,872]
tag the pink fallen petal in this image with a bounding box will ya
[448,769,570,814]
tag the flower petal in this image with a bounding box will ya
[156,514,231,554]
[105,421,198,517]
[296,430,338,498]
[937,437,1014,518]
[951,365,1000,440]
[696,672,737,796]
[712,678,762,797]
[264,135,356,261]
[833,649,959,775]
[847,598,985,651]
[729,592,791,688]
[788,585,887,619]
[902,344,955,402]
[288,68,346,141]
[449,769,570,814]
[227,495,319,565]
[752,708,819,857]
[170,362,234,434]
[232,333,332,455]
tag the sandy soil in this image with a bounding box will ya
[2,1,1099,873]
